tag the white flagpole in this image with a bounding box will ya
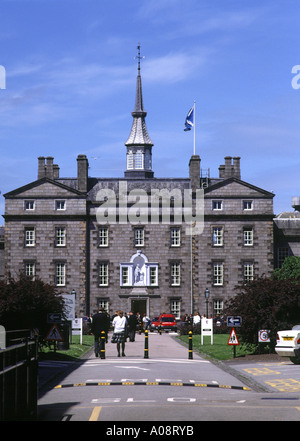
[193,100,196,155]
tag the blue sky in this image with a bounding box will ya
[0,0,300,224]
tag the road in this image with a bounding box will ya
[38,332,300,423]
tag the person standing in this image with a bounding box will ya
[91,307,110,358]
[111,310,128,356]
[127,311,138,342]
[193,312,201,326]
[142,313,150,331]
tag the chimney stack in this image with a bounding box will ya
[233,157,241,179]
[53,164,60,179]
[38,156,59,180]
[224,156,232,178]
[38,156,46,179]
[45,157,54,179]
[189,155,201,190]
[77,154,89,192]
[219,156,241,179]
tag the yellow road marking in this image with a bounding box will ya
[243,367,281,376]
[89,406,102,421]
[265,378,300,392]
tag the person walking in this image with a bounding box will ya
[111,310,128,356]
[91,307,110,358]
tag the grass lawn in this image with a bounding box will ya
[38,334,94,361]
[177,333,256,361]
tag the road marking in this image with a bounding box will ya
[116,366,150,371]
[243,367,281,376]
[89,406,102,421]
[85,359,209,365]
[265,378,300,392]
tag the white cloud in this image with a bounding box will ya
[143,50,211,84]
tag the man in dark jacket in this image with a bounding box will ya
[127,311,138,342]
[91,307,110,358]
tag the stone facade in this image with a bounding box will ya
[2,62,281,319]
[4,177,87,315]
[274,197,300,268]
[3,152,275,319]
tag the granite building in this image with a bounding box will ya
[274,197,300,268]
[3,57,276,319]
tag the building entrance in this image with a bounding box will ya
[131,299,147,316]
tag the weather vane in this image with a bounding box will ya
[135,42,145,73]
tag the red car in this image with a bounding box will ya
[150,314,177,333]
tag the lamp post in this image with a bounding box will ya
[204,288,210,317]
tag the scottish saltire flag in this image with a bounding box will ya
[184,106,194,131]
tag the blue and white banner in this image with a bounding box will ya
[184,106,194,131]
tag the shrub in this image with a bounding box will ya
[224,277,300,352]
[0,274,65,338]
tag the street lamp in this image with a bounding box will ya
[204,288,210,317]
[71,289,76,296]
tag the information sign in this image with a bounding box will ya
[0,325,6,349]
[62,294,76,320]
[227,316,242,327]
[201,318,213,345]
[47,313,63,323]
[72,318,83,344]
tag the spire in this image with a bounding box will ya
[133,43,145,115]
[125,43,154,179]
[125,43,153,147]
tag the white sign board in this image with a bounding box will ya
[201,318,213,345]
[0,325,6,349]
[62,294,76,320]
[72,318,83,344]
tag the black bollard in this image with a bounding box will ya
[144,330,149,359]
[188,330,193,359]
[100,331,106,359]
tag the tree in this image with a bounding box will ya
[0,274,65,337]
[224,277,300,352]
[273,256,300,281]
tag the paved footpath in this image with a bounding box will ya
[93,331,198,360]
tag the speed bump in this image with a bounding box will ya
[54,381,250,391]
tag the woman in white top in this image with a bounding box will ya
[193,312,201,326]
[111,311,128,357]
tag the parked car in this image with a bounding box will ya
[275,325,300,364]
[150,314,177,333]
[149,317,159,330]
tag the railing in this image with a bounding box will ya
[0,338,38,421]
